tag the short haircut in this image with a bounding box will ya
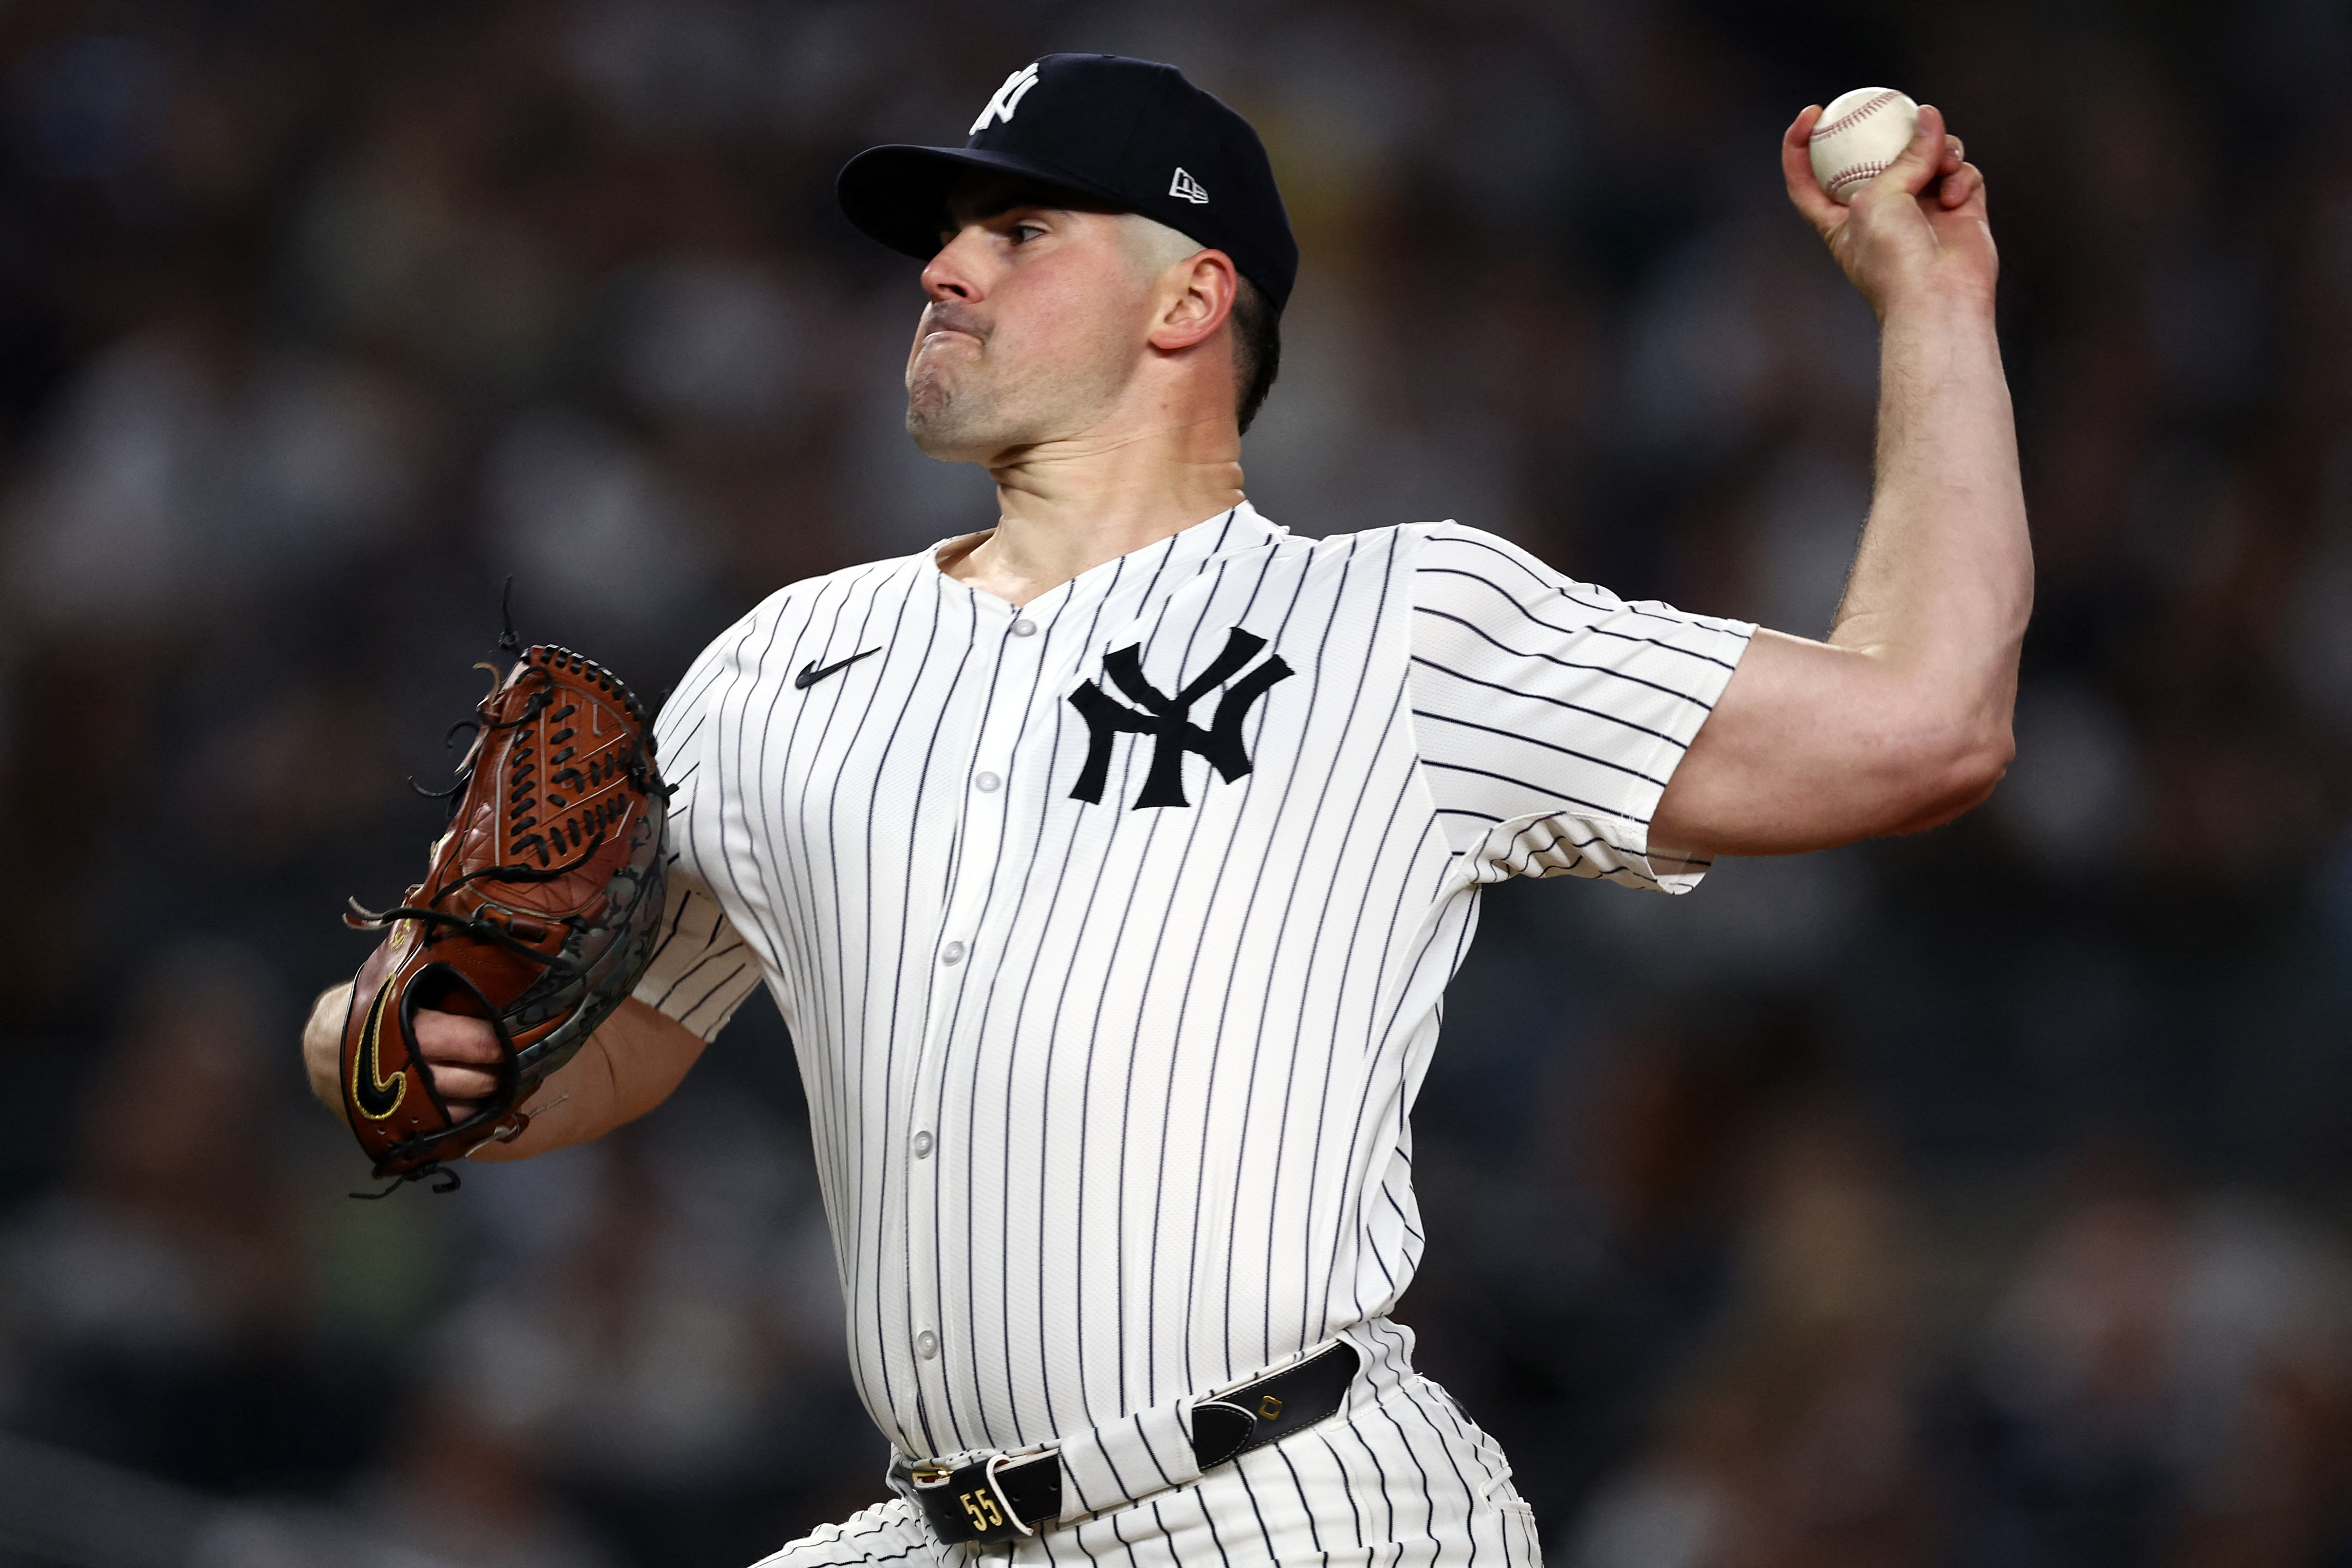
[1118,209,1281,434]
[1230,274,1280,436]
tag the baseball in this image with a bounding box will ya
[1810,86,1919,204]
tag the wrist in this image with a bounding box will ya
[1873,273,1997,330]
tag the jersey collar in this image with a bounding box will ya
[929,501,1289,615]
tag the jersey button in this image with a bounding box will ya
[941,941,966,965]
[974,772,1001,793]
[915,1329,940,1360]
[1011,619,1037,637]
[912,1130,934,1158]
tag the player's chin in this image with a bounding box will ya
[906,398,1000,463]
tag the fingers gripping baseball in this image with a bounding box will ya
[1783,103,1995,317]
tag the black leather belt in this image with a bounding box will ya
[897,1341,1361,1546]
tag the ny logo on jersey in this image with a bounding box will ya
[970,62,1043,134]
[1068,628,1292,809]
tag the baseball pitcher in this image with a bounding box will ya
[303,54,2024,1567]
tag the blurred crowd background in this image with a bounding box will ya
[0,0,2347,1564]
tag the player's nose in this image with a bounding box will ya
[921,227,987,303]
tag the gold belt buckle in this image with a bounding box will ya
[910,1462,955,1487]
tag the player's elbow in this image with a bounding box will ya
[1882,711,2013,835]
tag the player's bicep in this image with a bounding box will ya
[1649,628,2009,856]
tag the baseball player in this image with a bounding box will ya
[303,53,2024,1567]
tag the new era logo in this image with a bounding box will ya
[971,62,1041,134]
[1169,167,1209,204]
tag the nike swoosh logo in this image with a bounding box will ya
[795,647,883,689]
[352,976,406,1120]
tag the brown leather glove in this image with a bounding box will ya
[339,641,668,1193]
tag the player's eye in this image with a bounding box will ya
[1007,220,1046,244]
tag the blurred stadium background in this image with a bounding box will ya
[0,0,2347,1564]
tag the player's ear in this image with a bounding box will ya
[1148,250,1238,354]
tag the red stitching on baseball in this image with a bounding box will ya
[1815,89,1900,141]
[1827,160,1889,194]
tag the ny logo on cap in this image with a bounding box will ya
[1169,167,1210,204]
[971,62,1042,134]
[1067,628,1291,809]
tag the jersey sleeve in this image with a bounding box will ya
[1407,523,1755,893]
[631,633,765,1040]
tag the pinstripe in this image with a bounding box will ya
[1390,1377,1483,1568]
[1271,1442,1326,1555]
[816,575,928,1428]
[1039,529,1200,1430]
[633,511,1749,1566]
[1314,1430,1367,1546]
[1420,759,1656,819]
[850,578,953,1436]
[894,591,986,1454]
[1413,616,1720,707]
[1128,542,1300,1389]
[763,576,859,1271]
[676,961,752,1020]
[986,549,1149,1442]
[1337,1402,1404,1551]
[1228,1456,1285,1563]
[1422,529,1742,635]
[1092,1493,1147,1568]
[1413,698,1685,754]
[1334,878,1482,1324]
[705,602,792,1012]
[1200,533,1383,1363]
[1308,764,1446,1334]
[1191,1483,1242,1568]
[1414,566,1744,670]
[942,589,1073,1443]
[1093,549,1247,1407]
[916,589,999,1449]
[1078,529,1263,1400]
[1011,561,1137,1440]
[1365,1323,1451,1568]
[755,572,848,1021]
[1294,652,1428,1342]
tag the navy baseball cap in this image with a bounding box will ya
[837,54,1299,313]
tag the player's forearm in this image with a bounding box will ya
[1649,109,2022,858]
[465,998,706,1160]
[1652,302,2025,855]
[1831,293,2029,788]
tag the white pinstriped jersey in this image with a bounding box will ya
[635,503,1751,1469]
